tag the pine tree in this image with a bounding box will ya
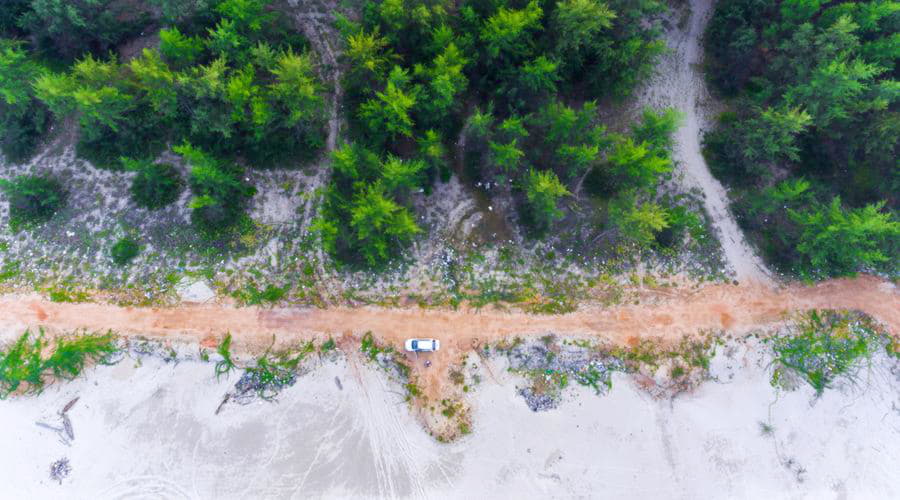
[349,183,420,265]
[523,168,570,228]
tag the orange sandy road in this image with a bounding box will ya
[0,275,896,398]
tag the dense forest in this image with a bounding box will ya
[703,0,899,278]
[1,0,699,268]
[0,0,896,280]
[318,0,700,266]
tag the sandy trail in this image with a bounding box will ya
[0,276,896,399]
[636,0,772,283]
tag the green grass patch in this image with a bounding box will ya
[233,283,289,305]
[0,259,20,282]
[360,331,393,361]
[768,310,888,395]
[319,338,337,353]
[110,237,140,266]
[0,330,118,398]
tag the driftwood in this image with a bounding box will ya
[214,394,231,415]
[62,414,74,441]
[61,397,79,414]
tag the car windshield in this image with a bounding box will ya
[411,340,418,349]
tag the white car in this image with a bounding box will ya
[405,338,440,352]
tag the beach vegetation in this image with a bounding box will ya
[0,329,118,398]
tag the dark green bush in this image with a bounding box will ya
[125,158,183,210]
[110,237,140,266]
[0,174,65,230]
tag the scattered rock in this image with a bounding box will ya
[176,278,215,303]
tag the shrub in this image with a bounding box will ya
[769,310,888,395]
[110,237,140,266]
[124,158,183,210]
[0,174,65,230]
[175,143,256,237]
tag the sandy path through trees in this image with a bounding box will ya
[0,276,895,399]
[635,0,772,283]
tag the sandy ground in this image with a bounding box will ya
[0,275,896,401]
[1,340,897,498]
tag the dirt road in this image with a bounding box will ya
[0,275,896,399]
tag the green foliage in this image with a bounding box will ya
[704,0,775,95]
[552,0,616,57]
[523,168,570,230]
[0,0,30,38]
[148,0,216,25]
[234,283,288,305]
[480,1,544,61]
[0,40,50,163]
[789,197,898,277]
[124,158,183,210]
[349,183,421,266]
[176,143,256,237]
[318,143,424,267]
[529,100,608,179]
[630,107,683,155]
[320,338,337,353]
[0,331,43,398]
[358,71,417,145]
[159,27,205,67]
[610,197,671,247]
[215,333,236,379]
[360,331,392,361]
[17,0,146,61]
[110,237,140,266]
[705,0,899,278]
[241,342,315,400]
[0,174,65,230]
[45,332,118,380]
[769,310,887,394]
[332,0,670,261]
[605,137,671,193]
[26,3,325,169]
[0,330,118,398]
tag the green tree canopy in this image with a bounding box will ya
[523,168,570,229]
[349,183,421,266]
[789,197,899,277]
